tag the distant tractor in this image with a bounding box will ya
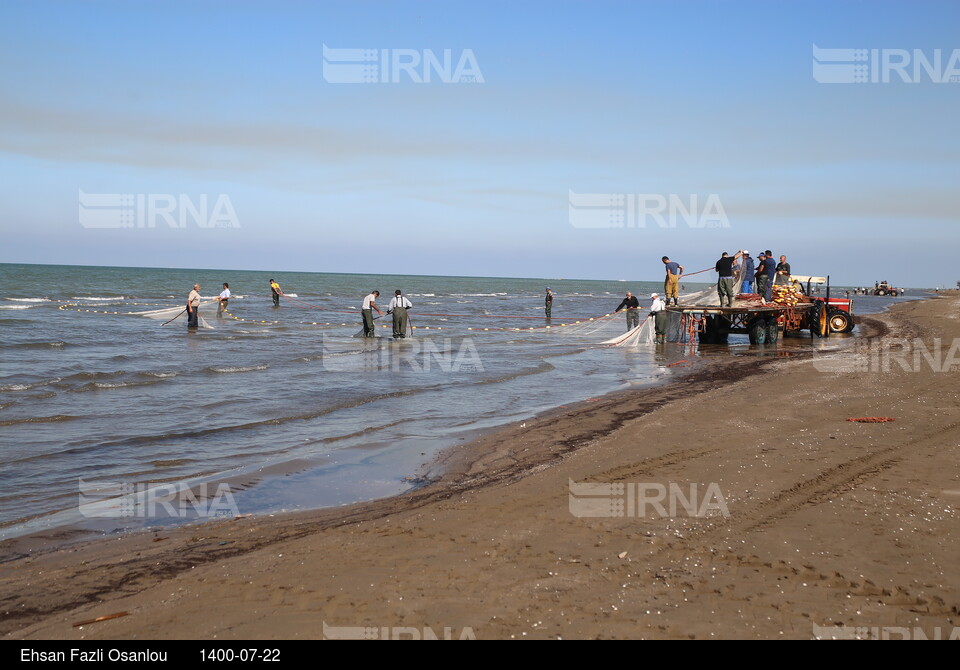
[871,281,900,297]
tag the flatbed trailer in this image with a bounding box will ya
[667,300,828,345]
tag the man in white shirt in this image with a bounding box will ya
[388,290,413,339]
[650,292,667,344]
[187,283,201,329]
[217,282,231,317]
[361,290,382,337]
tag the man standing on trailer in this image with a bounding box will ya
[714,250,743,308]
[661,256,684,306]
[775,255,792,285]
[736,250,754,294]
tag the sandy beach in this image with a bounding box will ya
[2,293,958,640]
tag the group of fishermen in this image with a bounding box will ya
[716,250,792,306]
[357,290,413,339]
[266,280,412,339]
[186,279,412,338]
[190,251,794,340]
[611,290,669,344]
[600,250,794,343]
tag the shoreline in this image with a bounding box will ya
[2,294,957,639]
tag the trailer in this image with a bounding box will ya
[667,299,829,345]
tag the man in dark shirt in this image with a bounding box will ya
[755,253,769,303]
[714,250,744,307]
[775,255,792,285]
[544,287,553,318]
[615,291,641,330]
[755,250,776,302]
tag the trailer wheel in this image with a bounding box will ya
[748,318,768,345]
[766,318,780,343]
[828,308,852,333]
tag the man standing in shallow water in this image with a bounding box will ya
[615,291,640,330]
[217,282,230,317]
[362,290,382,338]
[388,290,412,339]
[650,292,667,344]
[187,283,201,329]
[269,278,282,307]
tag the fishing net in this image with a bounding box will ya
[598,266,746,347]
[352,312,414,338]
[133,300,220,320]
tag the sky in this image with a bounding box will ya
[1,0,958,287]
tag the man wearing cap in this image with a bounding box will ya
[614,291,641,330]
[650,292,667,344]
[388,290,412,339]
[754,253,770,303]
[361,290,382,337]
[662,256,684,306]
[544,287,554,319]
[735,251,754,294]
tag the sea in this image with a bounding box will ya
[0,263,929,542]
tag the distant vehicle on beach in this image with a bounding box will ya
[871,281,900,297]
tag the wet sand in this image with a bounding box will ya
[2,293,958,639]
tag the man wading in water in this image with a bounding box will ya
[187,283,201,329]
[362,290,382,337]
[388,290,413,339]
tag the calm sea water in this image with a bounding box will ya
[0,263,927,540]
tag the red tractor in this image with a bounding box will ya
[871,281,900,297]
[790,276,855,333]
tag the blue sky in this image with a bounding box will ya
[1,0,958,286]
